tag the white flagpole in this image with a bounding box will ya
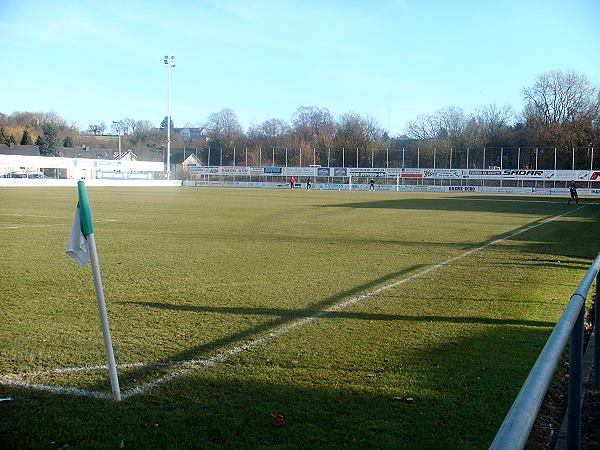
[87,233,121,401]
[75,181,121,401]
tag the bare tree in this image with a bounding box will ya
[87,122,106,135]
[522,70,600,126]
[473,104,514,146]
[291,106,335,147]
[111,119,127,135]
[405,106,472,149]
[206,108,243,147]
[334,112,384,148]
[406,113,438,141]
[258,118,290,139]
[522,70,600,147]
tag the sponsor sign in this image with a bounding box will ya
[544,170,575,181]
[423,169,461,179]
[317,167,331,177]
[249,167,265,175]
[386,168,424,178]
[97,171,125,179]
[541,170,598,181]
[448,186,476,192]
[221,166,250,175]
[501,169,544,180]
[263,167,282,174]
[348,168,386,177]
[412,185,429,191]
[532,188,551,195]
[463,169,501,179]
[592,189,600,194]
[320,183,349,190]
[189,166,219,175]
[426,185,444,192]
[96,171,151,180]
[349,171,386,177]
[333,167,348,177]
[283,167,314,177]
[577,172,589,180]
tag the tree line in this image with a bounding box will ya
[1,69,598,160]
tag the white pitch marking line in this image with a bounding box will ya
[5,361,149,378]
[1,224,66,230]
[0,219,118,230]
[1,378,112,400]
[0,203,593,399]
[0,214,69,219]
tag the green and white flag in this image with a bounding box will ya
[66,181,94,266]
[66,208,89,266]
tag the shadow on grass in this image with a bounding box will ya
[321,196,600,260]
[0,324,552,449]
[100,265,428,388]
[322,195,575,215]
[125,302,555,329]
[485,258,592,271]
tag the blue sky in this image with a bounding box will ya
[1,0,599,136]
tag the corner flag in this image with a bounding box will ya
[66,189,93,266]
[66,181,121,401]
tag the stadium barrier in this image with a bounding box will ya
[182,179,600,196]
[0,179,182,187]
[489,253,600,450]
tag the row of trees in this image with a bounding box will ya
[0,111,77,155]
[101,69,600,154]
[1,69,598,158]
[405,70,600,151]
[0,124,74,156]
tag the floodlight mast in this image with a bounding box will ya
[164,55,176,179]
[112,121,121,156]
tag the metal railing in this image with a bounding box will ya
[490,252,600,449]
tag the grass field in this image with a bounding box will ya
[1,187,599,449]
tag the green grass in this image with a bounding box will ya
[1,187,599,449]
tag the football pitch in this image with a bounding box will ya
[1,187,599,449]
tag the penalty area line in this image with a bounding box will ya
[0,203,592,400]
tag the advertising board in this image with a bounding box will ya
[423,169,462,179]
[317,167,331,177]
[448,186,476,192]
[462,169,501,179]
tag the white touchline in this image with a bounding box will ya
[1,224,68,229]
[0,214,69,218]
[0,203,594,399]
[0,218,118,230]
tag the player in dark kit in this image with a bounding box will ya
[369,178,375,190]
[567,180,579,205]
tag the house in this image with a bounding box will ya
[169,152,203,179]
[60,146,113,160]
[114,150,139,161]
[174,127,208,143]
[0,144,41,157]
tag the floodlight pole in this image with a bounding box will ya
[164,55,176,179]
[112,121,122,157]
